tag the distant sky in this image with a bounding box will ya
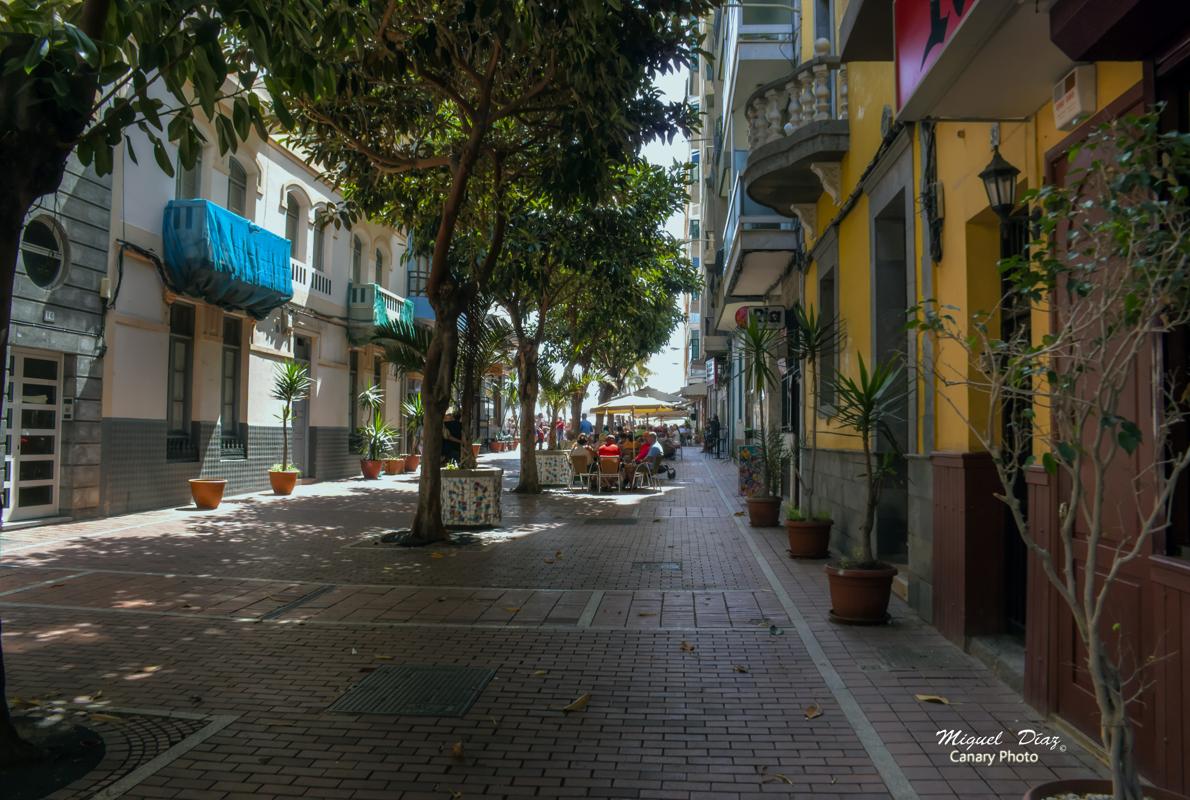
[638,66,691,395]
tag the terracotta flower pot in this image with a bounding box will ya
[824,563,897,624]
[745,496,782,527]
[189,478,227,510]
[384,458,405,475]
[471,443,481,458]
[360,459,383,480]
[268,470,298,496]
[1023,779,1187,800]
[786,519,832,559]
[405,454,421,472]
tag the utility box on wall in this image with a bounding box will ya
[1053,65,1096,131]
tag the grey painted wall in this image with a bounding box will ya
[7,156,109,519]
[100,421,360,516]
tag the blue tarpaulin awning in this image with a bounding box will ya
[162,200,293,320]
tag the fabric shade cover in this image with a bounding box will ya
[163,199,293,320]
[590,393,680,415]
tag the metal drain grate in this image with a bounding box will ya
[329,665,495,716]
[633,561,681,572]
[584,518,636,525]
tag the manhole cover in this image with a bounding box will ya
[584,518,636,525]
[329,665,495,716]
[633,561,682,572]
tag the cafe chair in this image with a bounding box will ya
[569,453,597,492]
[597,456,622,492]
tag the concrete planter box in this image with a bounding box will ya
[441,467,504,527]
[536,450,573,487]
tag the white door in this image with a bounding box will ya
[3,351,63,522]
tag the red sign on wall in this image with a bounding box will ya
[895,0,977,110]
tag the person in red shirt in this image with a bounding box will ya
[634,437,652,464]
[597,434,620,457]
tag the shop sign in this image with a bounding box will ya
[895,0,979,110]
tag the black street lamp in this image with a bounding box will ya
[979,146,1021,221]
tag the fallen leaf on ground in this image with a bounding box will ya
[804,703,823,719]
[450,741,464,759]
[561,692,591,713]
[51,584,65,588]
[430,552,445,559]
[543,557,555,564]
[914,694,951,705]
[637,612,658,617]
[554,550,563,559]
[141,665,161,673]
[374,655,393,661]
[504,607,521,613]
[436,596,447,602]
[679,641,695,652]
[762,772,793,785]
[732,664,749,673]
[450,791,464,799]
[189,695,203,704]
[769,625,785,635]
[531,670,548,677]
[490,716,500,729]
[733,511,745,516]
[351,648,358,655]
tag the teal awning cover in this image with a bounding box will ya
[162,200,293,319]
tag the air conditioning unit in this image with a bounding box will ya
[1053,65,1095,132]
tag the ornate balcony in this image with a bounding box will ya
[741,40,849,236]
[348,282,414,344]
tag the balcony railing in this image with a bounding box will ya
[290,259,309,288]
[745,39,847,151]
[220,427,247,460]
[348,281,414,343]
[721,176,794,263]
[310,270,333,296]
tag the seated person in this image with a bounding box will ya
[645,431,665,462]
[570,434,597,471]
[597,434,621,458]
[634,437,652,464]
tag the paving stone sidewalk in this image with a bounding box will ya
[0,452,1103,799]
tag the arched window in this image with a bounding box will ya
[351,235,363,283]
[285,192,301,260]
[227,158,248,217]
[374,248,384,285]
[175,148,203,199]
[312,223,326,272]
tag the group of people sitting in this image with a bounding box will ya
[569,428,675,489]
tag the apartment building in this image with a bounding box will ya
[95,111,423,516]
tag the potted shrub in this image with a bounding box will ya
[269,359,311,495]
[471,441,482,459]
[188,478,227,509]
[786,302,845,558]
[401,393,424,472]
[912,114,1190,800]
[357,384,396,479]
[735,316,785,526]
[383,446,405,475]
[823,355,903,624]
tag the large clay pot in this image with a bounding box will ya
[360,459,383,480]
[745,496,781,527]
[405,454,421,472]
[384,458,405,475]
[824,563,897,624]
[786,519,831,559]
[189,478,227,509]
[1023,780,1187,800]
[268,470,298,496]
[471,443,481,458]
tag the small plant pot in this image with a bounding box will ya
[189,478,227,509]
[745,496,782,527]
[384,458,405,475]
[268,470,298,496]
[512,439,520,448]
[1023,780,1188,800]
[824,563,897,624]
[786,519,832,558]
[471,443,481,458]
[360,459,383,480]
[405,454,421,472]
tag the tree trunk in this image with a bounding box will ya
[0,203,40,766]
[409,312,459,544]
[594,381,614,437]
[515,341,542,493]
[1086,643,1143,800]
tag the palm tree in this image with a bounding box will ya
[272,360,312,472]
[735,317,785,500]
[788,302,845,519]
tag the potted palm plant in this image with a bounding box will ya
[735,316,785,527]
[823,354,904,624]
[356,384,395,479]
[269,359,311,495]
[785,302,844,558]
[401,393,424,472]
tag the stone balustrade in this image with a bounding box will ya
[745,38,847,150]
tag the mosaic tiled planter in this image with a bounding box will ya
[535,450,572,487]
[441,468,504,527]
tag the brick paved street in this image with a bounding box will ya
[1,453,1103,799]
